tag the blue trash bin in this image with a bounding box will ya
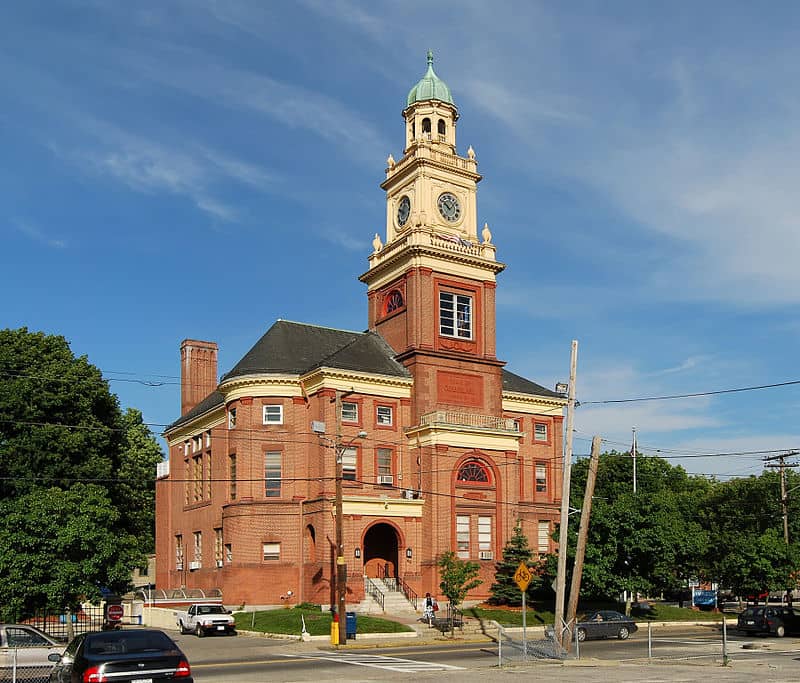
[345,611,357,640]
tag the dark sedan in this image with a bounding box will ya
[737,606,800,637]
[575,610,638,642]
[48,628,192,682]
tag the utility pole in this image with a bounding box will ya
[765,451,800,544]
[334,390,347,645]
[554,340,578,649]
[631,427,637,494]
[564,435,601,652]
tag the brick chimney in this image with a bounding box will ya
[180,339,219,416]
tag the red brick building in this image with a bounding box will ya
[155,54,566,608]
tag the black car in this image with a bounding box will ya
[48,628,192,682]
[737,605,800,637]
[575,610,638,642]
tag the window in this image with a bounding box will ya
[422,117,431,139]
[457,460,489,483]
[214,528,223,567]
[229,454,237,500]
[192,455,202,502]
[538,521,550,554]
[263,542,280,560]
[193,531,202,564]
[224,543,232,564]
[341,401,358,423]
[228,408,236,429]
[478,516,492,553]
[376,405,393,426]
[341,446,357,481]
[263,404,283,424]
[192,435,202,452]
[385,290,404,313]
[440,291,472,339]
[184,440,190,455]
[265,451,281,497]
[534,422,549,442]
[205,452,212,500]
[438,119,446,136]
[377,448,393,477]
[456,515,470,558]
[205,430,211,447]
[175,535,184,569]
[535,463,547,493]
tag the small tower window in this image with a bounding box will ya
[422,117,431,140]
[438,119,446,139]
[411,122,416,139]
[385,290,404,314]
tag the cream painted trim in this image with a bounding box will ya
[337,496,424,518]
[503,392,567,417]
[166,412,226,447]
[220,374,301,401]
[302,368,413,399]
[404,423,520,452]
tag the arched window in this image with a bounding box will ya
[457,460,490,484]
[438,119,446,136]
[385,290,404,314]
[422,118,431,139]
[305,524,316,562]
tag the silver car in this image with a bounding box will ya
[0,623,64,682]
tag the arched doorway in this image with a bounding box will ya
[363,523,399,579]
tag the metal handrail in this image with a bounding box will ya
[398,576,418,610]
[363,577,385,611]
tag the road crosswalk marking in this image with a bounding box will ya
[283,651,464,672]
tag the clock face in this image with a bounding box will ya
[437,192,461,222]
[397,196,411,227]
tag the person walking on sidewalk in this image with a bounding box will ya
[423,592,438,625]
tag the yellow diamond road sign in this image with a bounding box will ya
[514,562,531,592]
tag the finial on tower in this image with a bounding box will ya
[427,50,434,66]
[373,233,383,253]
[482,222,492,244]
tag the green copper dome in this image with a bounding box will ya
[406,51,454,107]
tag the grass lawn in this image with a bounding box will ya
[233,607,413,636]
[464,602,726,626]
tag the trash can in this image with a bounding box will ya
[345,611,357,640]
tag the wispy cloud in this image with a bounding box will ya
[12,219,67,249]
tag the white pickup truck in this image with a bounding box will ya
[175,604,236,637]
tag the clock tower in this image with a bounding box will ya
[360,52,507,421]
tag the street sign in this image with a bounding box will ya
[106,604,124,622]
[514,562,531,592]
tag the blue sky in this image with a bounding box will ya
[3,1,799,479]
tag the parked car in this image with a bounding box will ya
[47,628,192,682]
[575,610,638,642]
[175,603,236,637]
[0,623,64,683]
[737,605,800,637]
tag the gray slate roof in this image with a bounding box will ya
[167,320,560,432]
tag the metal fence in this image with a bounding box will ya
[497,624,567,665]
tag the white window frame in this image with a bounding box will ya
[228,408,236,429]
[265,451,281,497]
[456,515,470,559]
[341,446,357,481]
[439,291,473,339]
[224,543,232,563]
[537,521,550,554]
[478,516,492,552]
[534,422,548,442]
[263,404,283,425]
[175,535,184,569]
[193,531,202,564]
[341,401,358,423]
[376,405,393,426]
[263,542,280,561]
[535,463,547,493]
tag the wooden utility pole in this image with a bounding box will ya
[554,340,578,648]
[563,435,601,652]
[765,451,800,544]
[334,390,347,645]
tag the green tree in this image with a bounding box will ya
[488,522,539,605]
[116,408,163,553]
[0,485,140,621]
[0,328,163,617]
[438,551,482,609]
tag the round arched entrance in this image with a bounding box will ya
[362,522,400,579]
